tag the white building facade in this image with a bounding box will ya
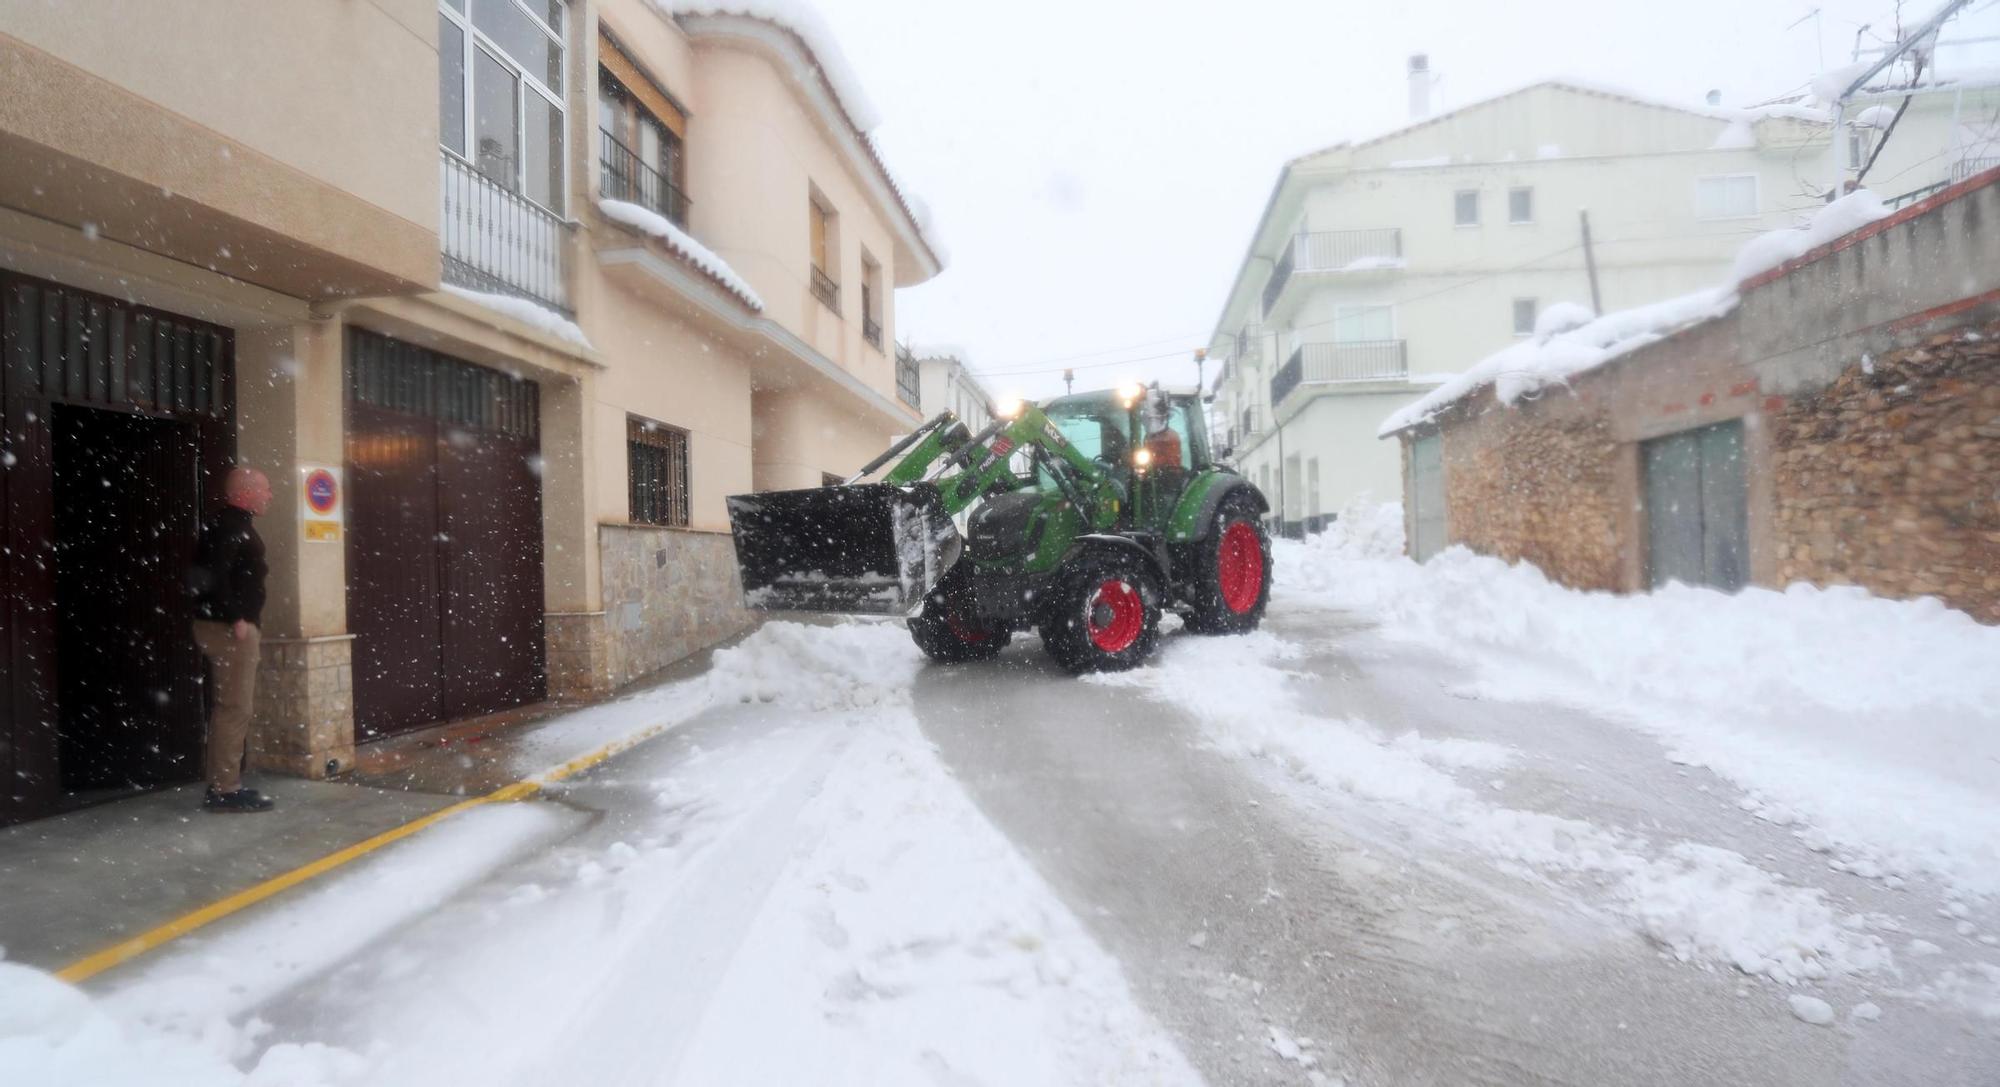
[1207,76,1998,534]
[915,351,996,431]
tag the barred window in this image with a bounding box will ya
[628,416,689,526]
[895,344,921,408]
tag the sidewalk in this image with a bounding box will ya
[0,632,743,977]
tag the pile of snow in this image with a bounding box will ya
[1276,504,2000,899]
[654,1,880,131]
[1096,627,1891,984]
[598,199,766,310]
[706,620,923,710]
[1730,189,1891,286]
[1854,104,1900,129]
[1813,60,1873,106]
[1381,190,1892,436]
[1310,495,1406,560]
[439,284,591,349]
[1379,287,1735,435]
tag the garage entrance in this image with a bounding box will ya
[344,330,546,738]
[1643,420,1748,591]
[1,271,235,824]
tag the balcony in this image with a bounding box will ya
[811,266,840,313]
[1270,340,1409,407]
[1261,228,1404,318]
[439,151,571,315]
[600,133,692,229]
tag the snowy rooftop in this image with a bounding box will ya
[1378,190,1893,436]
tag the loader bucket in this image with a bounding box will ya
[726,482,963,617]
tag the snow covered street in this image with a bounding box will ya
[7,507,2000,1085]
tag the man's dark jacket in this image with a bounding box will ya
[189,506,267,626]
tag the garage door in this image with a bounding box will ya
[345,330,545,737]
[1643,420,1747,591]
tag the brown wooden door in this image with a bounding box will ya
[346,331,545,738]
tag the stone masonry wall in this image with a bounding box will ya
[599,525,755,691]
[1770,317,2000,623]
[1438,401,1628,592]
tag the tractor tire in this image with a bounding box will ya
[908,577,1011,663]
[1038,550,1163,675]
[1181,490,1272,634]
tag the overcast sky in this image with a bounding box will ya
[815,0,2000,400]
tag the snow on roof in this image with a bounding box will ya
[655,0,878,130]
[598,198,767,311]
[655,1,948,271]
[1378,190,1892,437]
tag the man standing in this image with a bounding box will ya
[189,466,275,813]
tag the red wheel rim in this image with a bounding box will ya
[1085,579,1144,653]
[1218,521,1264,614]
[945,612,989,644]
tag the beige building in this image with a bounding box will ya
[0,0,941,823]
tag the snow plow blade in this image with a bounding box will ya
[726,482,963,617]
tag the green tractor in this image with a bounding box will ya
[725,383,1272,673]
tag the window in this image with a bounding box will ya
[1333,305,1395,343]
[440,0,567,214]
[860,253,883,349]
[809,193,839,312]
[1847,131,1869,170]
[598,51,688,226]
[628,416,689,527]
[1513,298,1538,336]
[895,345,920,408]
[1454,189,1480,226]
[1508,187,1533,223]
[1695,175,1759,220]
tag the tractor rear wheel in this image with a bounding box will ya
[908,576,1011,663]
[1039,551,1162,674]
[1182,491,1272,634]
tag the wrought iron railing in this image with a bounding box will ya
[439,151,571,315]
[895,344,921,407]
[862,313,883,349]
[810,266,840,313]
[1261,239,1296,315]
[1953,156,2000,183]
[1887,179,1950,209]
[1291,228,1403,272]
[1261,229,1403,315]
[1270,340,1408,405]
[599,133,691,228]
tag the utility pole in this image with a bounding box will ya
[1579,209,1603,316]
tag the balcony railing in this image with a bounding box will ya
[810,266,840,313]
[440,151,571,315]
[1270,340,1408,405]
[862,313,883,349]
[600,133,691,229]
[1261,228,1404,316]
[1953,156,2000,183]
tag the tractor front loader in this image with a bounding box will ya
[725,384,1272,673]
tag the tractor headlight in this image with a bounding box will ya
[995,397,1025,420]
[1132,447,1154,471]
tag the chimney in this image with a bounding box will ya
[1706,89,1722,107]
[1407,54,1432,121]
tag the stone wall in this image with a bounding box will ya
[1435,400,1628,592]
[1770,318,2000,623]
[248,634,355,778]
[598,525,755,691]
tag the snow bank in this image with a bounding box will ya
[1730,189,1890,286]
[597,198,766,310]
[706,620,923,710]
[1382,190,1891,436]
[1096,624,1891,984]
[1277,504,2000,898]
[438,284,591,349]
[1380,287,1735,435]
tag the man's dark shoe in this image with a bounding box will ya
[203,787,275,813]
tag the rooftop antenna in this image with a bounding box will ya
[1789,7,1825,70]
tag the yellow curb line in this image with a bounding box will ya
[55,719,676,986]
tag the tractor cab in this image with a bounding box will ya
[1034,386,1211,530]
